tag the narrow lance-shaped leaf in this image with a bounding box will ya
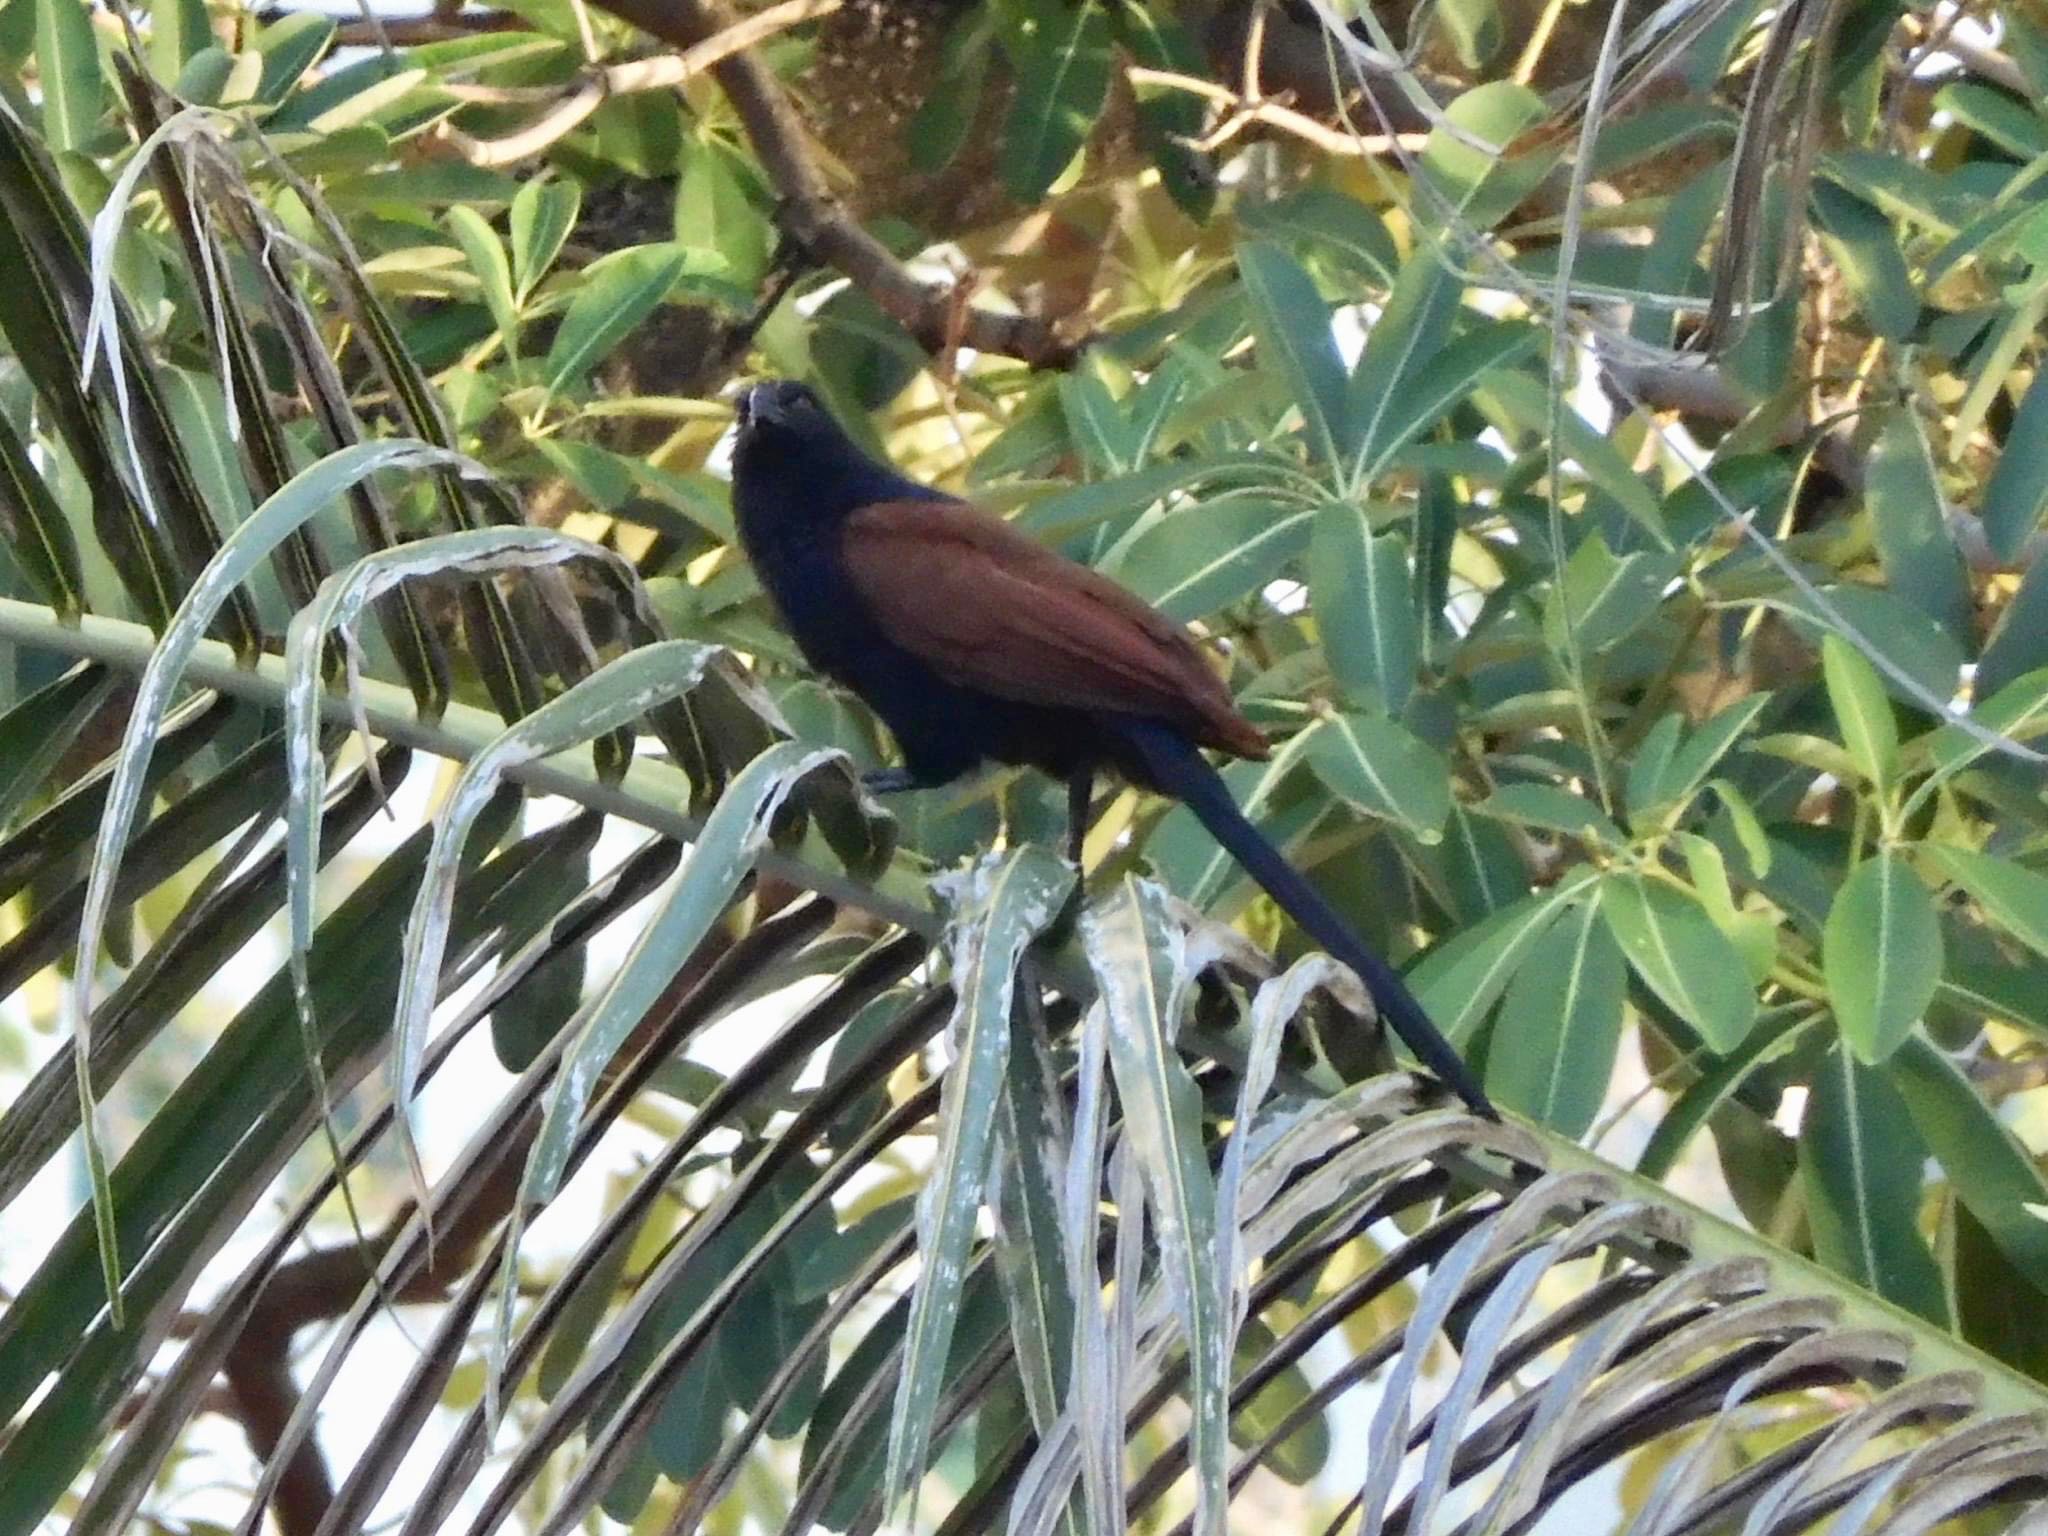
[1822,633,1899,789]
[447,205,521,363]
[115,82,325,611]
[1983,359,2048,561]
[1865,406,1970,646]
[1923,846,2048,960]
[885,847,1073,1517]
[1060,991,1122,1536]
[999,0,1113,201]
[388,637,720,1202]
[510,177,580,303]
[1309,507,1415,716]
[76,106,265,655]
[1825,852,1941,1064]
[1357,320,1541,484]
[1801,1044,1950,1325]
[1599,872,1757,1051]
[0,102,178,628]
[0,404,84,616]
[1238,240,1351,471]
[1116,498,1313,624]
[68,439,471,1320]
[1889,1033,2048,1301]
[1487,899,1627,1136]
[990,980,1077,1440]
[34,0,103,151]
[1348,250,1459,492]
[282,524,662,1110]
[0,662,114,828]
[1409,877,1591,1039]
[543,244,692,407]
[1080,878,1228,1536]
[1301,710,1452,840]
[500,741,852,1388]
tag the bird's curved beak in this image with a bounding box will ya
[739,382,783,431]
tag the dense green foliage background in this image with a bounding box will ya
[6,0,2048,1530]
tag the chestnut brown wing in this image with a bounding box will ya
[841,499,1268,760]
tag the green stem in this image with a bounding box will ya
[0,596,939,935]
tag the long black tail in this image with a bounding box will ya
[1114,718,1495,1118]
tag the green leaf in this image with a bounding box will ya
[1624,715,1684,826]
[1238,188,1397,286]
[1348,253,1457,485]
[1300,711,1452,839]
[1476,783,1624,847]
[510,177,580,304]
[0,399,84,616]
[1802,1045,1950,1325]
[998,0,1113,200]
[542,243,693,404]
[253,10,334,103]
[1416,82,1552,231]
[1481,370,1669,541]
[1309,508,1414,715]
[1924,847,2048,959]
[1485,899,1625,1136]
[1809,181,1918,340]
[35,0,101,151]
[446,205,520,363]
[1645,695,1774,817]
[886,847,1073,1513]
[1889,1033,2048,1301]
[1357,320,1540,483]
[1598,873,1757,1051]
[147,0,209,81]
[1979,565,2048,702]
[1545,534,1679,655]
[1636,1011,1812,1180]
[1112,0,1211,213]
[1983,360,2048,562]
[1934,81,2048,159]
[0,661,112,828]
[1825,852,1941,1064]
[1821,634,1898,787]
[1438,0,1500,70]
[675,136,770,289]
[1865,406,1971,645]
[1237,241,1351,471]
[1115,498,1311,622]
[1409,878,1590,1040]
[989,976,1074,1440]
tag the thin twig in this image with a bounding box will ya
[434,0,839,168]
[1125,66,1424,157]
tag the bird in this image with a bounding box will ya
[729,378,1493,1117]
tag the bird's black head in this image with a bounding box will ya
[730,379,948,549]
[735,378,834,439]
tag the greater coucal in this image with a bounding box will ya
[731,378,1491,1116]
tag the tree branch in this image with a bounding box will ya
[1603,356,2048,573]
[580,0,1078,368]
[432,0,839,168]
